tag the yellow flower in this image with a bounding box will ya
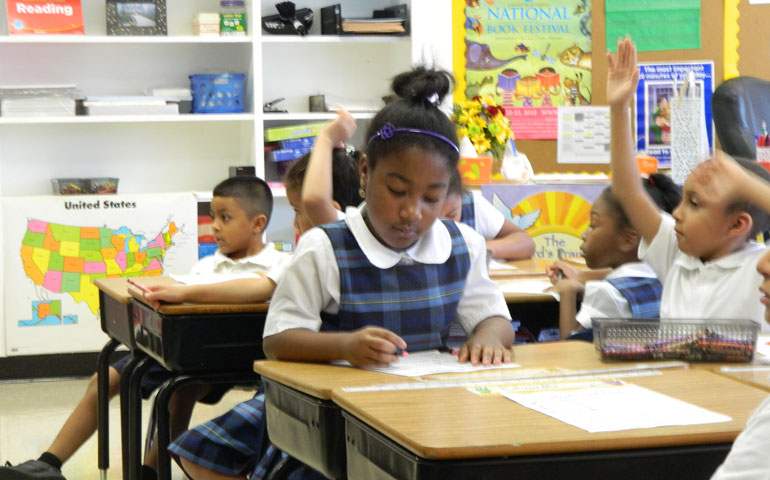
[453,97,515,160]
[456,127,469,139]
[471,134,491,153]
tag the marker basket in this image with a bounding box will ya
[592,318,760,362]
[189,73,245,113]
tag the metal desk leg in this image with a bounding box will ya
[119,352,145,480]
[265,455,303,480]
[127,355,155,480]
[97,338,120,480]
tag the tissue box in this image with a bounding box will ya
[458,156,492,184]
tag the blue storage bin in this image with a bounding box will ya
[189,73,245,113]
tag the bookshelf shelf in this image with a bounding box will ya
[0,35,253,44]
[0,113,255,124]
[260,35,408,44]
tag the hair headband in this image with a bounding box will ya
[367,123,459,154]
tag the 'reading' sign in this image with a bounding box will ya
[6,0,84,34]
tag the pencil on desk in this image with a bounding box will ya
[127,278,152,295]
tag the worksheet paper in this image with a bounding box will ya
[354,350,521,377]
[488,260,519,272]
[557,106,611,164]
[502,380,730,433]
[497,279,558,299]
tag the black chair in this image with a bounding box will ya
[712,76,770,160]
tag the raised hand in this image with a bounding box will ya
[320,106,357,147]
[606,37,639,107]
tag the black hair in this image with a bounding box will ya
[364,66,459,171]
[447,168,464,196]
[284,148,360,210]
[599,173,681,229]
[213,176,274,224]
[727,158,770,237]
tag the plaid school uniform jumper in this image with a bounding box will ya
[171,219,473,479]
[460,191,476,230]
[606,276,663,318]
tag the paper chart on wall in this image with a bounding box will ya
[557,106,610,164]
[502,379,731,433]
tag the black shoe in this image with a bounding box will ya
[0,460,65,480]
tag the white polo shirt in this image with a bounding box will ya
[575,262,658,329]
[639,213,768,331]
[263,204,511,338]
[711,395,770,480]
[189,243,291,285]
[470,191,505,240]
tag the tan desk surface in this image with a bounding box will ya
[331,368,767,460]
[94,276,268,314]
[253,341,678,400]
[711,366,770,392]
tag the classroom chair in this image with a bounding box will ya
[712,76,770,160]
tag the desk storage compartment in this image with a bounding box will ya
[593,318,759,362]
[263,379,346,480]
[99,290,135,348]
[131,300,266,372]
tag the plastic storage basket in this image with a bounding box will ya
[592,318,760,362]
[189,73,245,113]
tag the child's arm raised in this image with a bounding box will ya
[608,37,662,244]
[303,107,357,225]
[263,326,407,368]
[486,220,536,260]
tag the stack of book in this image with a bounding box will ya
[84,96,180,116]
[341,17,405,34]
[0,84,78,117]
[321,3,408,35]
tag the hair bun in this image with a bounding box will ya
[390,66,454,106]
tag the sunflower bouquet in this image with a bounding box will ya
[452,95,514,173]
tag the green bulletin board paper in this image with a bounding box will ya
[605,0,701,52]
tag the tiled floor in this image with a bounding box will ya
[0,377,254,479]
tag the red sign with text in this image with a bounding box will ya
[6,0,84,34]
[505,107,558,140]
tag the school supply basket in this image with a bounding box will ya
[189,73,245,113]
[592,318,760,362]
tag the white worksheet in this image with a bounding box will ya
[338,350,521,377]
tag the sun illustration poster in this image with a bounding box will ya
[481,184,605,260]
[2,194,197,357]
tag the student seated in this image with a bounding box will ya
[441,168,535,260]
[547,174,681,339]
[607,37,770,328]
[0,176,288,480]
[166,133,360,480]
[711,249,770,479]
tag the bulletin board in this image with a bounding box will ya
[453,0,770,173]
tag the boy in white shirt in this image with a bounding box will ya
[0,176,289,480]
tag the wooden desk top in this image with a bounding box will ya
[253,341,675,400]
[94,277,268,314]
[711,366,770,392]
[331,368,767,460]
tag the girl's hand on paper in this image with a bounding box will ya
[546,261,578,284]
[458,334,512,367]
[343,326,407,368]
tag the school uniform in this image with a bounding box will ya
[711,396,770,479]
[112,244,290,399]
[459,190,505,240]
[170,204,511,478]
[639,213,769,331]
[575,262,661,329]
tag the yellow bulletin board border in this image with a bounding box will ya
[724,0,740,80]
[452,0,467,105]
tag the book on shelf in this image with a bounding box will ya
[341,17,405,34]
[6,0,84,35]
[321,4,342,35]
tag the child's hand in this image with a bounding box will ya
[319,107,357,147]
[606,37,639,108]
[143,284,185,310]
[551,278,584,297]
[546,261,578,285]
[691,150,747,205]
[342,326,407,368]
[458,334,512,366]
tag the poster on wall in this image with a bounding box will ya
[453,0,593,139]
[481,183,606,261]
[634,62,714,168]
[2,194,197,356]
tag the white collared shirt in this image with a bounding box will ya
[470,191,505,240]
[639,213,768,331]
[575,262,658,329]
[711,395,770,480]
[189,242,291,284]
[263,204,511,338]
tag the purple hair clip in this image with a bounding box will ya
[368,123,459,154]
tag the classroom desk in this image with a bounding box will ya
[710,364,770,392]
[333,368,765,480]
[253,341,682,480]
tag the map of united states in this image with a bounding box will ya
[20,219,179,314]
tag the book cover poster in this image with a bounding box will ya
[634,62,714,168]
[6,0,84,34]
[2,194,197,356]
[481,184,605,260]
[452,0,593,139]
